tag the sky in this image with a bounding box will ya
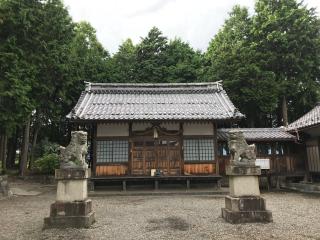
[63,0,320,54]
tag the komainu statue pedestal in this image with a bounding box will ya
[221,129,272,224]
[44,168,95,228]
[221,165,272,223]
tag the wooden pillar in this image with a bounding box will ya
[92,123,97,177]
[154,180,159,190]
[179,122,184,175]
[128,122,132,176]
[213,122,219,175]
[122,180,127,191]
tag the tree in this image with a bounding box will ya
[134,27,169,82]
[252,0,320,126]
[65,21,111,112]
[0,0,42,174]
[110,38,136,83]
[0,0,90,174]
[205,6,278,127]
[165,38,203,83]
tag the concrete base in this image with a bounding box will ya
[229,175,260,196]
[221,195,272,224]
[44,168,95,229]
[55,169,89,202]
[44,199,95,229]
[56,179,87,202]
[221,208,272,224]
[44,211,95,229]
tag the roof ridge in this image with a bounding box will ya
[85,81,223,91]
[219,128,287,131]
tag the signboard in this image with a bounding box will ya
[255,158,270,170]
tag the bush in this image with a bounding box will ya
[33,153,59,175]
[33,140,60,175]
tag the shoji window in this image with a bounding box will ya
[183,138,214,162]
[96,140,128,163]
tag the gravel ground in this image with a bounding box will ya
[0,186,320,240]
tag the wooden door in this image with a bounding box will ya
[131,139,156,175]
[131,137,181,176]
[157,139,181,175]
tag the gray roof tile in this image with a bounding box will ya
[288,104,320,131]
[217,128,296,141]
[67,82,244,121]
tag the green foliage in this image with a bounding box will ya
[134,27,169,83]
[205,6,279,126]
[33,153,59,175]
[0,0,320,150]
[165,38,203,83]
[66,21,111,113]
[251,0,320,123]
[0,0,39,135]
[109,38,136,83]
[33,140,59,174]
[110,28,204,84]
[205,2,320,126]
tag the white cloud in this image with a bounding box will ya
[63,0,320,54]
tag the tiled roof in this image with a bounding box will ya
[287,104,320,131]
[217,128,296,141]
[67,82,244,121]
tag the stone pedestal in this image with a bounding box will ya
[222,196,272,224]
[0,175,12,197]
[222,165,272,224]
[44,169,95,228]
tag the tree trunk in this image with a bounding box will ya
[20,117,31,176]
[0,134,7,174]
[6,132,18,169]
[282,96,288,127]
[29,125,40,169]
[0,135,3,171]
[6,138,16,169]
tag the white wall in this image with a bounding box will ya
[132,122,180,131]
[96,122,214,136]
[97,123,129,137]
[183,122,214,136]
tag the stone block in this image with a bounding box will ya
[0,175,12,197]
[44,211,95,229]
[225,195,266,212]
[56,179,87,202]
[229,175,260,196]
[221,207,272,224]
[226,165,261,176]
[44,199,95,228]
[222,195,272,223]
[50,199,93,217]
[55,168,89,180]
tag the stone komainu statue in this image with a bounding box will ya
[228,129,256,166]
[59,131,88,169]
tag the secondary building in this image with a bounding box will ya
[217,128,305,183]
[288,103,320,180]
